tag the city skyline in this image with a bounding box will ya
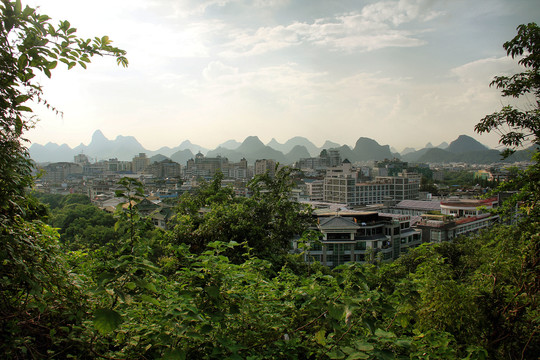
[23,0,540,151]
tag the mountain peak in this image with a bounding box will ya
[447,135,488,153]
[242,136,264,147]
[91,129,108,143]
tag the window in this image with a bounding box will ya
[355,241,366,250]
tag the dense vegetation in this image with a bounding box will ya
[1,2,538,359]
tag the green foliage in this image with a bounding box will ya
[170,168,314,267]
[475,22,539,154]
[0,1,127,357]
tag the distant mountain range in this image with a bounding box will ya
[28,130,535,165]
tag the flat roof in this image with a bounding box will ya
[395,199,441,211]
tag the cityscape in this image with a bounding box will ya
[32,129,534,267]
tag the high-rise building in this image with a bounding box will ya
[255,159,276,176]
[132,153,150,173]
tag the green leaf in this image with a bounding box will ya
[161,349,186,360]
[16,106,33,112]
[328,349,346,359]
[329,303,344,320]
[18,54,28,69]
[374,328,396,338]
[205,286,220,298]
[93,308,123,334]
[315,329,326,346]
[125,282,136,290]
[141,294,160,306]
[353,342,374,352]
[395,339,411,348]
[346,352,369,360]
[200,324,213,334]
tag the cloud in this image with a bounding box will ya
[218,0,441,57]
[203,61,239,80]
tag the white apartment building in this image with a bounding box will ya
[323,169,421,206]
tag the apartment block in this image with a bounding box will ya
[298,211,421,267]
[323,169,420,206]
[146,159,181,179]
[255,159,276,176]
[132,153,150,173]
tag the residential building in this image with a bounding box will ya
[416,198,499,242]
[132,153,150,173]
[107,158,132,173]
[186,152,229,179]
[323,168,420,206]
[297,211,421,267]
[146,159,181,179]
[305,179,324,201]
[74,153,89,165]
[41,162,83,184]
[297,149,342,171]
[255,159,276,176]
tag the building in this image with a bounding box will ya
[323,169,421,206]
[146,159,181,179]
[440,197,497,217]
[296,149,342,171]
[305,179,324,201]
[186,152,229,179]
[297,211,421,267]
[255,159,277,176]
[376,171,421,202]
[226,158,249,179]
[132,153,150,173]
[41,162,83,184]
[416,198,499,242]
[107,158,133,173]
[74,153,90,165]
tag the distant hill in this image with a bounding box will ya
[77,130,147,160]
[29,130,532,166]
[416,144,536,164]
[321,140,341,150]
[236,136,287,163]
[401,147,416,156]
[218,139,241,150]
[285,145,311,164]
[206,136,287,163]
[267,137,320,157]
[206,146,244,161]
[447,135,489,153]
[150,154,170,163]
[351,137,393,161]
[29,142,74,163]
[402,135,492,163]
[170,149,195,165]
[437,141,449,149]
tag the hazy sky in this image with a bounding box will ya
[24,0,539,152]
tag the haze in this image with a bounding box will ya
[24,0,540,152]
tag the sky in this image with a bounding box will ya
[23,0,540,152]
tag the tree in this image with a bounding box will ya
[475,23,540,218]
[475,23,540,155]
[170,168,315,267]
[0,1,127,357]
